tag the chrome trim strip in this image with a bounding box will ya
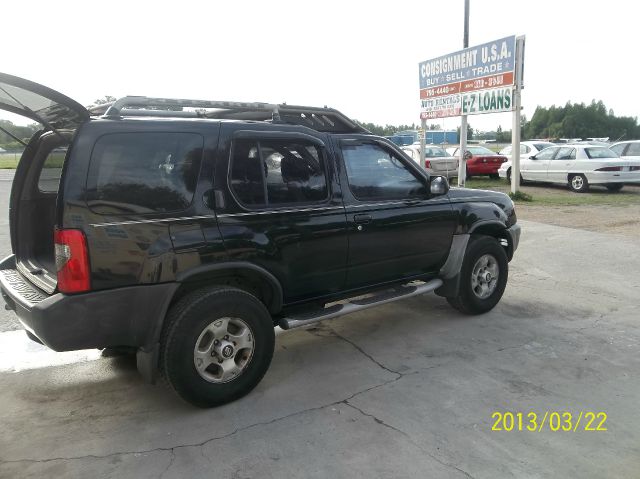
[91,215,216,227]
[217,205,343,218]
[90,206,345,227]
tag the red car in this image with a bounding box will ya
[449,146,508,178]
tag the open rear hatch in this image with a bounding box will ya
[0,72,89,294]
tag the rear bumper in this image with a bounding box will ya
[0,255,178,352]
[468,162,503,174]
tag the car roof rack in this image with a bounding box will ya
[102,96,369,134]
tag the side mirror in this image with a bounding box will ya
[463,151,473,160]
[529,155,536,160]
[430,175,449,196]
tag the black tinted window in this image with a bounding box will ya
[38,147,67,193]
[87,133,203,214]
[230,138,327,207]
[342,143,427,201]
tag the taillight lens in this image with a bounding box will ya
[595,166,622,171]
[425,160,431,168]
[54,229,90,293]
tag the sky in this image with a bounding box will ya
[2,0,638,133]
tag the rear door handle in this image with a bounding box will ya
[353,214,372,225]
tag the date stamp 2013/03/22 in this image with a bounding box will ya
[491,411,607,432]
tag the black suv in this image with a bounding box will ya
[0,73,520,407]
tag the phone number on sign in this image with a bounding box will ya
[491,411,607,432]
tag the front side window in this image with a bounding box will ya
[230,138,327,207]
[626,143,640,156]
[534,147,558,160]
[555,147,576,160]
[86,132,203,214]
[609,143,627,156]
[341,142,427,201]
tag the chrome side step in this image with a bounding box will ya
[278,278,443,330]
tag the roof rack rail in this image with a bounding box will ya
[101,96,369,134]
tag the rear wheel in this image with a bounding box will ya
[489,173,499,179]
[161,286,275,407]
[569,174,589,193]
[606,184,624,192]
[447,235,509,315]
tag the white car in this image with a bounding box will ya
[610,140,640,160]
[499,141,555,162]
[498,144,640,192]
[401,143,459,179]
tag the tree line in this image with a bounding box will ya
[2,99,638,149]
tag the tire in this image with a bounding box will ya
[506,168,526,185]
[465,167,472,180]
[446,235,509,315]
[569,174,589,193]
[489,173,499,180]
[161,286,275,407]
[606,184,624,192]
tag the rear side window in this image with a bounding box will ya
[86,132,203,214]
[38,147,68,193]
[230,138,328,207]
[585,147,617,159]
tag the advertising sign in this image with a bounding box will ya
[419,36,516,119]
[420,87,513,119]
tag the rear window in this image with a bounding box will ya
[38,147,67,193]
[585,147,618,159]
[467,146,495,155]
[533,143,554,152]
[424,147,448,157]
[86,132,203,214]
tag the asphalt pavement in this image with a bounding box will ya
[0,171,639,478]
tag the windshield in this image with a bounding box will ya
[467,146,495,155]
[424,147,448,157]
[585,147,618,159]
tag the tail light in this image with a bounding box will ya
[54,228,91,293]
[595,166,622,171]
[425,160,431,168]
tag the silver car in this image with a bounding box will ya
[402,143,459,179]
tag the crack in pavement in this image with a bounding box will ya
[0,324,451,468]
[343,402,475,479]
[159,449,175,479]
[0,372,412,466]
[313,324,402,377]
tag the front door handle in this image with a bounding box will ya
[353,214,372,225]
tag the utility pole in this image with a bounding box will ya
[457,0,470,187]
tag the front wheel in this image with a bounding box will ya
[506,168,525,185]
[161,286,275,407]
[489,173,499,180]
[447,235,509,315]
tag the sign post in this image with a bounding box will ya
[511,36,526,194]
[459,0,470,187]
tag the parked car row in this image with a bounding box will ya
[498,142,640,192]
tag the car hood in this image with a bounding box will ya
[448,187,514,215]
